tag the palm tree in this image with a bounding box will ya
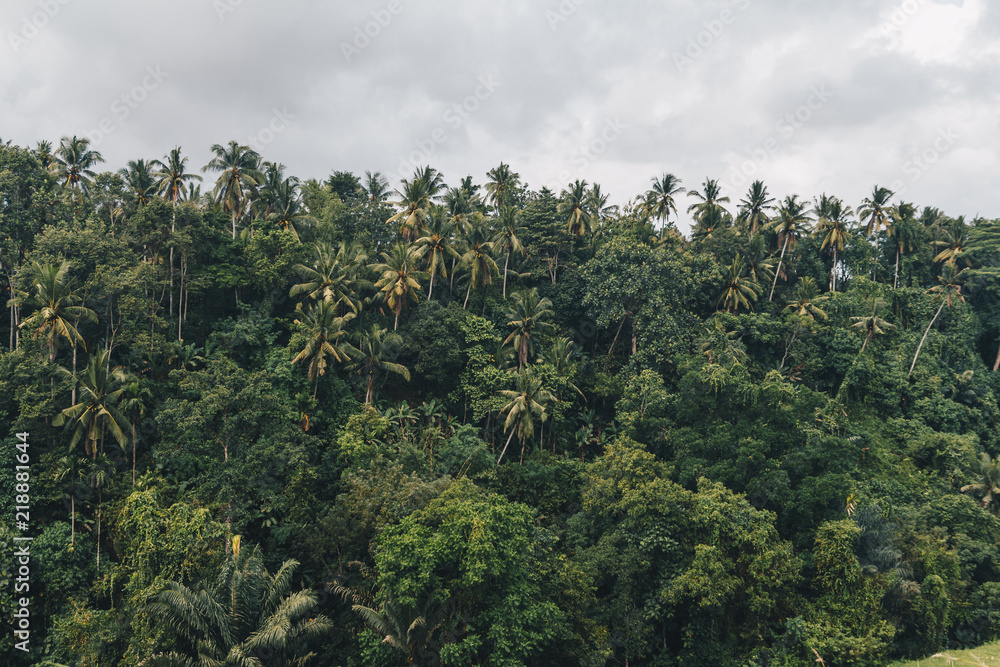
[961,453,1000,514]
[645,173,686,237]
[52,348,130,459]
[784,277,829,321]
[363,170,390,203]
[889,202,921,288]
[558,180,592,237]
[415,208,459,300]
[50,135,105,198]
[717,255,762,313]
[54,455,85,546]
[586,183,615,227]
[814,194,853,292]
[389,167,445,239]
[290,241,367,311]
[266,178,315,241]
[344,324,411,405]
[346,587,446,666]
[202,141,263,239]
[459,222,499,308]
[691,205,731,244]
[737,180,775,238]
[766,195,812,301]
[85,453,113,570]
[17,260,98,363]
[119,159,157,208]
[850,298,895,355]
[120,380,152,487]
[153,147,202,325]
[34,139,54,168]
[492,206,527,298]
[909,265,967,376]
[292,300,354,398]
[503,288,554,370]
[140,541,333,667]
[498,366,555,465]
[370,243,427,330]
[485,162,520,210]
[743,235,776,287]
[933,218,971,268]
[686,178,730,223]
[858,185,894,237]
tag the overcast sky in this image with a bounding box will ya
[1,0,997,231]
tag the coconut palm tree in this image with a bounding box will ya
[50,135,105,198]
[586,183,615,227]
[559,180,592,237]
[485,162,520,211]
[389,167,445,240]
[961,453,1000,514]
[503,288,554,370]
[498,366,555,465]
[415,208,459,300]
[717,254,762,313]
[370,243,427,330]
[743,235,776,287]
[119,159,158,208]
[153,147,202,324]
[140,541,333,667]
[52,348,130,459]
[784,277,829,321]
[85,453,114,570]
[645,173,686,237]
[888,202,922,288]
[686,178,730,223]
[850,298,895,355]
[290,241,367,311]
[933,218,971,268]
[266,178,315,241]
[492,206,527,298]
[292,300,354,398]
[767,195,812,301]
[202,141,263,239]
[858,185,894,237]
[814,194,853,292]
[344,324,411,405]
[737,180,775,238]
[34,139,54,169]
[909,265,967,376]
[17,260,97,364]
[363,170,390,203]
[345,587,446,666]
[54,454,85,546]
[120,380,152,487]
[460,221,499,308]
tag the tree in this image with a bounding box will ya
[291,299,354,398]
[814,193,853,292]
[686,177,730,223]
[858,185,894,237]
[909,265,967,376]
[50,135,105,198]
[54,454,85,546]
[290,241,367,311]
[363,170,390,203]
[343,586,445,666]
[52,348,130,459]
[266,177,315,241]
[370,243,427,330]
[153,147,202,325]
[390,166,445,240]
[202,141,263,239]
[784,276,828,322]
[498,366,555,465]
[850,298,894,355]
[503,287,554,370]
[889,202,921,289]
[415,207,459,300]
[645,173,686,237]
[933,217,971,268]
[120,380,152,487]
[485,162,520,211]
[17,260,98,363]
[766,195,812,301]
[119,159,157,208]
[737,180,775,238]
[961,453,1000,514]
[559,179,592,237]
[492,206,526,298]
[717,254,761,313]
[345,324,411,405]
[140,541,333,667]
[459,221,499,308]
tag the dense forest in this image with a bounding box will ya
[1,135,1000,667]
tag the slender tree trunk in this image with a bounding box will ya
[96,489,101,571]
[768,236,789,301]
[428,272,435,300]
[70,493,75,546]
[132,421,137,487]
[831,246,838,292]
[71,343,77,405]
[502,251,510,298]
[893,247,900,289]
[992,336,1000,372]
[464,281,473,309]
[169,201,175,317]
[631,318,637,355]
[608,317,627,355]
[496,428,516,466]
[910,301,946,376]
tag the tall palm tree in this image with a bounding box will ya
[153,147,202,325]
[498,366,555,465]
[415,208,459,299]
[54,454,85,546]
[52,348,130,459]
[909,265,967,376]
[50,135,105,198]
[767,195,812,301]
[961,453,1000,514]
[858,185,894,237]
[888,202,921,288]
[119,159,157,208]
[85,453,114,570]
[120,380,152,487]
[140,541,333,667]
[558,180,592,237]
[716,254,762,313]
[389,167,445,240]
[460,221,499,308]
[743,235,776,287]
[344,324,411,405]
[784,277,829,322]
[933,218,971,268]
[737,180,775,238]
[503,288,554,370]
[586,183,615,227]
[267,178,315,241]
[814,194,853,292]
[485,162,520,211]
[345,587,446,666]
[645,173,686,237]
[202,141,263,239]
[370,243,427,330]
[34,139,54,169]
[686,178,730,223]
[290,241,367,311]
[492,206,527,298]
[363,170,390,203]
[292,301,354,398]
[17,260,97,363]
[850,298,895,355]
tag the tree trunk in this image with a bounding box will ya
[169,202,175,317]
[70,493,75,546]
[428,271,435,300]
[464,281,473,309]
[132,421,137,487]
[502,250,511,298]
[893,247,900,289]
[992,336,1000,371]
[608,317,627,355]
[831,246,838,292]
[631,317,637,355]
[768,236,789,302]
[496,428,516,466]
[71,342,77,405]
[909,301,945,376]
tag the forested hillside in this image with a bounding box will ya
[2,136,1000,667]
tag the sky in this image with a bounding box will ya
[1,0,998,232]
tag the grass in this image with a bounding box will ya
[888,641,1000,666]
